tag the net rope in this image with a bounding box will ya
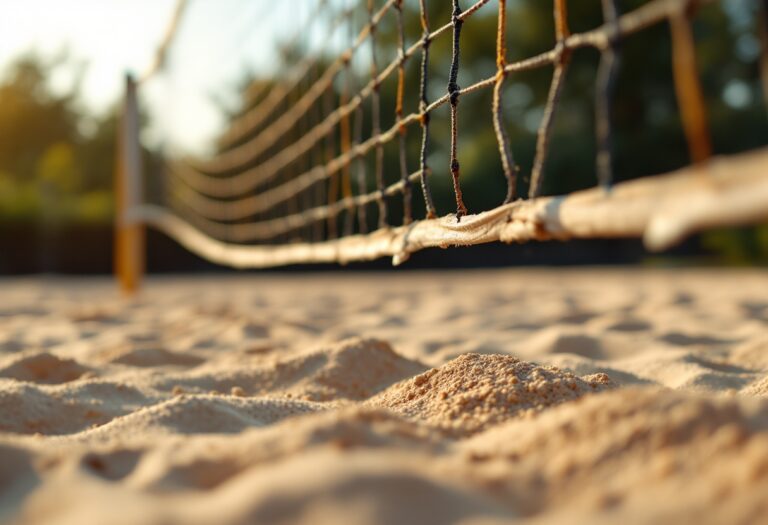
[129,0,768,266]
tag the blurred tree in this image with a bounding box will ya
[37,142,80,193]
[0,53,122,224]
[79,110,119,193]
[0,53,82,185]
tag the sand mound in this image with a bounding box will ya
[242,407,441,457]
[0,352,90,384]
[0,381,158,435]
[77,395,324,441]
[149,338,425,402]
[371,354,614,436]
[459,388,768,522]
[279,338,426,401]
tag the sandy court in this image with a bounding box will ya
[1,268,768,524]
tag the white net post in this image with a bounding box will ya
[114,73,145,294]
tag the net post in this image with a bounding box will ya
[114,73,145,295]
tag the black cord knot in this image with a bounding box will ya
[449,85,460,106]
[452,5,463,24]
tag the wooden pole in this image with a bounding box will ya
[114,73,145,294]
[670,7,712,164]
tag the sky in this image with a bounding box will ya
[0,0,339,154]
[0,0,179,110]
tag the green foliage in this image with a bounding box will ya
[701,226,768,265]
[0,53,117,225]
[0,54,81,184]
[0,173,41,221]
[37,142,80,192]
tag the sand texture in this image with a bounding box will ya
[1,269,768,524]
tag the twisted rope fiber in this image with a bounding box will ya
[448,0,469,219]
[323,74,340,238]
[417,0,437,219]
[311,72,328,241]
[135,149,768,267]
[492,0,518,204]
[340,0,356,237]
[126,0,768,267]
[169,170,427,242]
[139,0,189,84]
[169,0,542,210]
[191,0,399,175]
[395,0,413,225]
[353,64,369,234]
[217,0,343,151]
[528,0,571,199]
[175,0,494,198]
[127,0,768,268]
[167,0,715,242]
[368,0,388,229]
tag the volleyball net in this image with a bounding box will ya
[115,0,768,289]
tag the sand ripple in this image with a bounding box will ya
[1,270,767,524]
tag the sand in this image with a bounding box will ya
[1,268,767,524]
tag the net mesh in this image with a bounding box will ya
[129,0,768,266]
